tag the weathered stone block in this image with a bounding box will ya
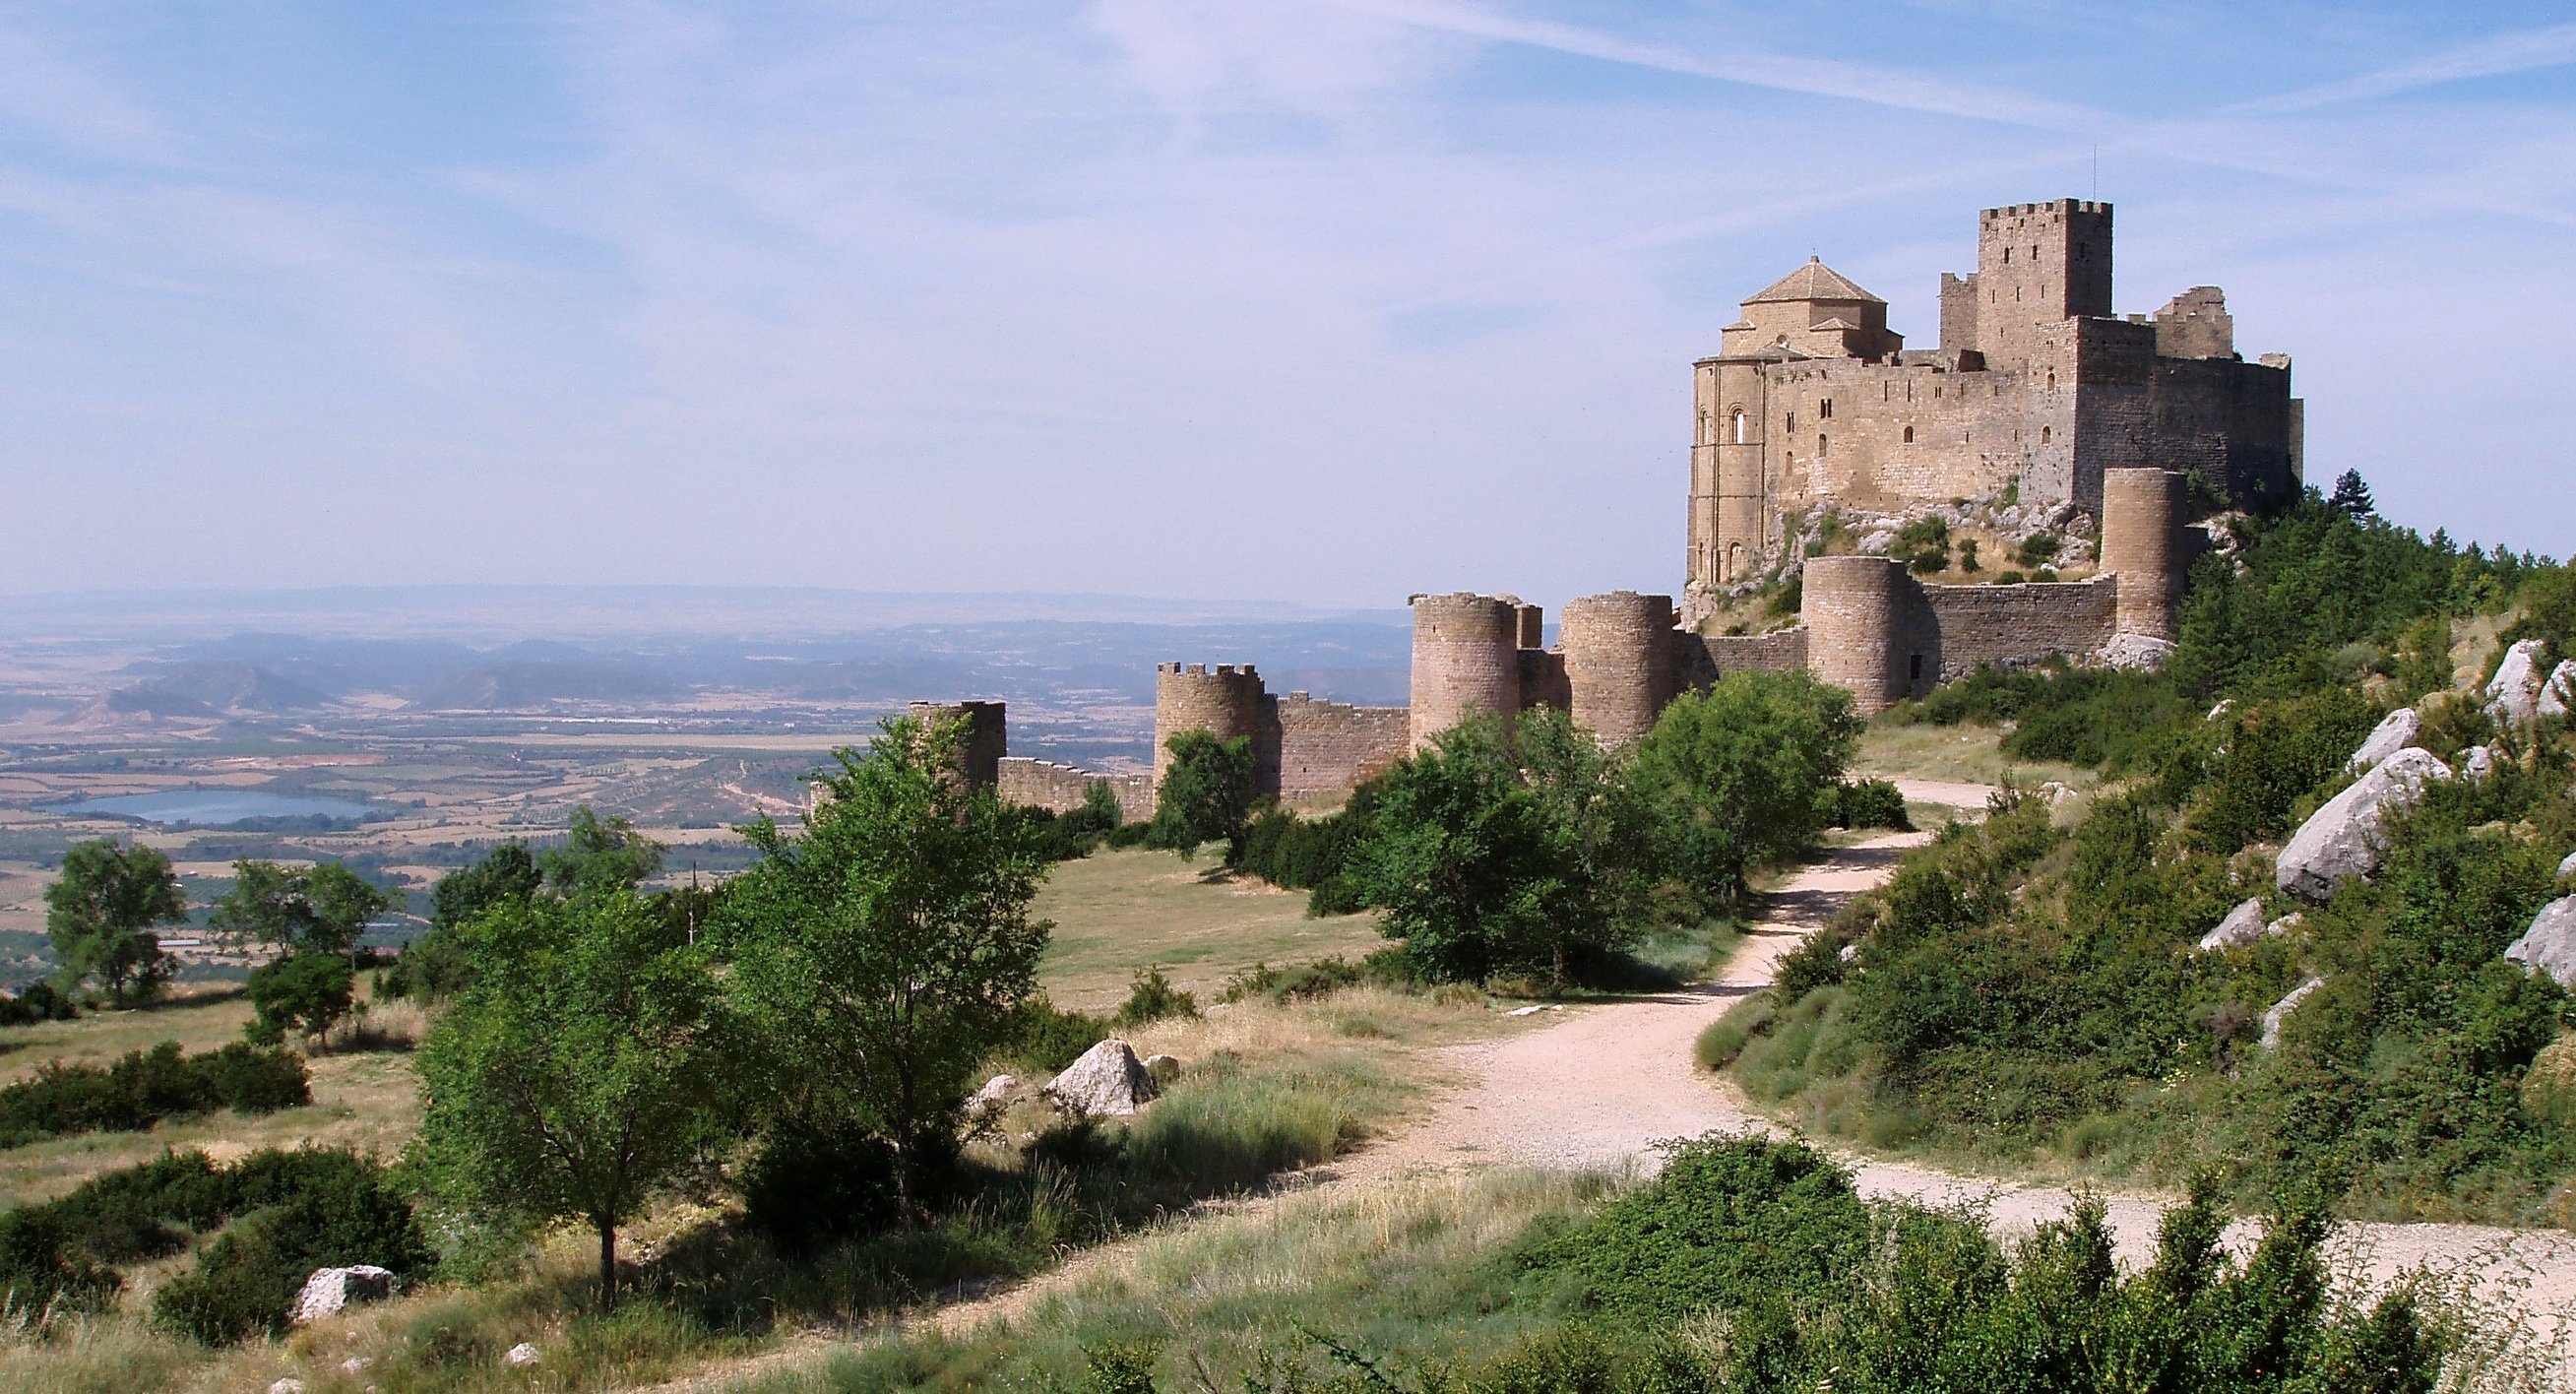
[2276,748,2452,901]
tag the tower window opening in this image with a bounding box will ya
[1698,409,1710,442]
[1818,433,1829,457]
[2002,247,2011,264]
[1903,425,1915,443]
[2046,370,2055,390]
[1819,399,1833,419]
[2042,425,2052,444]
[1731,409,1746,444]
[1910,654,1924,682]
[1786,412,1795,432]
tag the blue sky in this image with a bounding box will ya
[1,2,2569,608]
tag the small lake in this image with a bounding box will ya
[68,790,377,826]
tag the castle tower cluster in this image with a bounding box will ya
[1689,199,2298,602]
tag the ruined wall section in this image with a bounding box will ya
[1918,580,2118,681]
[908,700,1007,790]
[996,758,1155,823]
[1153,663,1280,794]
[1675,627,1810,691]
[1274,694,1410,803]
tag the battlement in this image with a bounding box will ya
[1981,199,2110,220]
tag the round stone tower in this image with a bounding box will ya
[1802,555,1913,715]
[906,700,1006,790]
[2101,467,2185,641]
[1560,591,1677,747]
[1153,663,1268,786]
[1409,593,1523,750]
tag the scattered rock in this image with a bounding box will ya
[2261,978,2325,1049]
[2097,633,2175,671]
[2505,898,2576,990]
[291,1265,394,1325]
[968,1074,1015,1111]
[506,1343,541,1368]
[2276,748,2453,901]
[2344,707,2421,775]
[1044,1039,1158,1116]
[2560,851,2576,881]
[342,1357,375,1374]
[2463,744,2498,781]
[269,1381,306,1394]
[2486,639,2549,725]
[2036,780,2079,806]
[2196,898,2269,952]
[1505,1003,1566,1017]
[1837,942,1860,964]
[1858,529,1896,555]
[2267,912,2303,937]
[2542,661,2576,720]
[2206,700,2233,723]
[1142,1053,1181,1084]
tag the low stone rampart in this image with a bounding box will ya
[1918,578,2118,682]
[996,757,1155,824]
[1275,693,1410,804]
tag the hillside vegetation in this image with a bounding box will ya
[1709,490,2576,1224]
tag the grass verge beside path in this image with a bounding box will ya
[1034,849,1386,1010]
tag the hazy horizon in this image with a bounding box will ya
[4,4,2570,604]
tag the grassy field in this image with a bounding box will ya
[1031,849,1385,1009]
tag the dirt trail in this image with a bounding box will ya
[643,806,2576,1390]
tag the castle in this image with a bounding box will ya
[925,199,2274,815]
[1687,199,2298,601]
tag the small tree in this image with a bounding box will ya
[1345,717,1598,984]
[413,888,728,1305]
[1146,730,1258,859]
[245,953,355,1045]
[45,840,187,1003]
[2328,468,2376,519]
[720,713,1051,1222]
[210,861,395,961]
[541,807,663,898]
[1630,670,1861,912]
[429,841,541,930]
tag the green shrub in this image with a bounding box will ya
[245,952,355,1045]
[152,1147,427,1345]
[1003,996,1109,1073]
[739,1119,901,1255]
[0,1205,120,1319]
[1112,965,1199,1028]
[1220,956,1375,1005]
[0,1041,308,1148]
[0,981,79,1025]
[1832,779,1914,831]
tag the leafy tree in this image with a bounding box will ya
[719,714,1052,1221]
[45,840,187,1003]
[540,806,663,898]
[209,861,396,961]
[2328,468,2376,518]
[1146,730,1258,859]
[244,954,355,1046]
[1345,716,1603,984]
[428,842,542,930]
[412,888,729,1305]
[1630,670,1860,911]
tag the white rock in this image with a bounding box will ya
[968,1074,1015,1110]
[2266,912,2304,937]
[2541,661,2576,720]
[290,1265,394,1325]
[2276,748,2453,901]
[2344,707,2421,775]
[1858,529,1896,555]
[2097,633,2175,671]
[506,1343,541,1368]
[2560,851,2576,881]
[2261,978,2325,1049]
[2196,898,2270,952]
[2463,744,2498,781]
[2486,639,2549,725]
[1838,942,1860,964]
[269,1381,306,1394]
[2206,700,2233,724]
[2504,898,2576,990]
[1044,1039,1158,1116]
[341,1357,375,1374]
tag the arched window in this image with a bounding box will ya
[2041,425,2052,444]
[1818,433,1829,457]
[1698,408,1710,443]
[1903,425,1915,444]
[1786,412,1796,433]
[2045,370,2055,390]
[1731,409,1747,444]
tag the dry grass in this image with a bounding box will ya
[1854,720,2092,792]
[1032,849,1385,1010]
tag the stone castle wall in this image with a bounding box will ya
[1275,693,1410,803]
[996,757,1155,823]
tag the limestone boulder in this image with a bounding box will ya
[1045,1039,1158,1116]
[1858,529,1896,555]
[2486,639,2548,725]
[2196,898,2269,952]
[2276,748,2453,902]
[2560,851,2576,881]
[1142,1053,1182,1084]
[290,1265,394,1325]
[2504,898,2576,990]
[2343,707,2420,775]
[969,1074,1015,1109]
[2463,744,2498,781]
[2541,661,2576,720]
[506,1343,541,1367]
[2098,633,2176,672]
[2261,977,2325,1049]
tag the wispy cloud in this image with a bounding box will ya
[2233,20,2576,114]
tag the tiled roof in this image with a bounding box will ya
[1745,256,1883,305]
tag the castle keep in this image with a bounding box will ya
[1687,199,2298,597]
[921,199,2277,818]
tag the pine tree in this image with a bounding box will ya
[2328,469,2375,518]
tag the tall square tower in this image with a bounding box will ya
[1971,199,2112,370]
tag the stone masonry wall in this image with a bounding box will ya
[1676,627,1811,691]
[996,757,1155,823]
[1917,579,2118,683]
[1274,694,1410,804]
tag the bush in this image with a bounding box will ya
[0,981,79,1026]
[1220,955,1377,1005]
[1002,996,1109,1074]
[1227,796,1377,915]
[245,952,356,1045]
[153,1148,427,1345]
[1832,779,1914,831]
[1111,966,1198,1028]
[0,1042,309,1148]
[0,1205,120,1319]
[739,1119,901,1255]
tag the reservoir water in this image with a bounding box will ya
[69,790,376,826]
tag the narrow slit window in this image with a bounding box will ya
[1903,425,1915,443]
